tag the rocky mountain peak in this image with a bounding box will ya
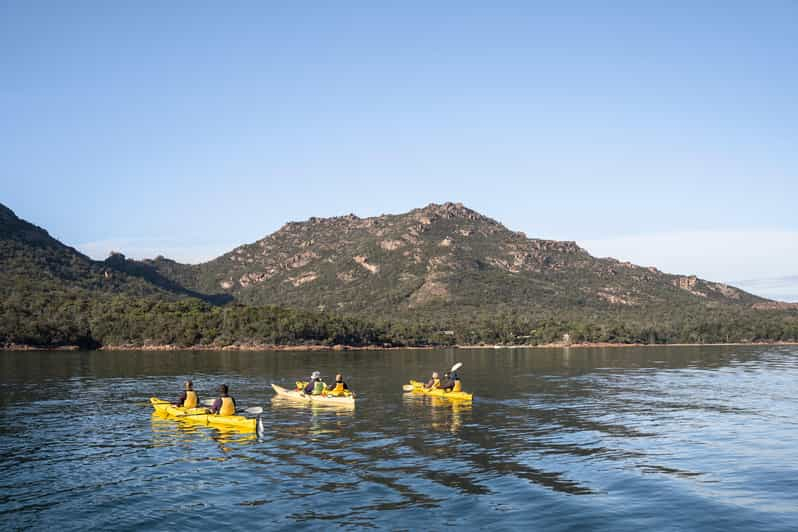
[414,202,498,225]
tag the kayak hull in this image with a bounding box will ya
[271,384,355,407]
[407,380,473,401]
[149,397,257,432]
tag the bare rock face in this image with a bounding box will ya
[597,288,638,306]
[336,271,356,283]
[353,255,379,274]
[379,240,404,251]
[287,271,318,287]
[673,275,707,297]
[675,276,698,290]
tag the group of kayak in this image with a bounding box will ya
[150,363,472,434]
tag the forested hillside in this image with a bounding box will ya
[2,202,797,349]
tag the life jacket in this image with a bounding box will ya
[219,396,235,416]
[313,380,326,395]
[184,390,198,408]
[328,381,347,396]
[432,378,441,389]
[453,380,462,392]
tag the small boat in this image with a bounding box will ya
[404,380,473,401]
[149,397,258,432]
[271,384,355,407]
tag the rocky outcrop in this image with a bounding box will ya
[353,255,379,274]
[379,239,404,251]
[286,271,318,287]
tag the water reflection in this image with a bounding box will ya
[150,412,258,453]
[2,346,798,530]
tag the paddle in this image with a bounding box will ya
[200,399,263,415]
[403,362,463,392]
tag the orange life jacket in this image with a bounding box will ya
[184,390,198,408]
[219,396,235,416]
[328,381,348,396]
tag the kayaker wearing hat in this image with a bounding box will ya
[174,380,199,408]
[303,371,326,395]
[327,373,349,396]
[209,384,236,416]
[423,372,441,390]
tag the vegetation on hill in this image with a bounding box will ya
[2,202,797,349]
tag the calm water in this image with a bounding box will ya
[1,346,797,530]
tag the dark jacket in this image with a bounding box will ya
[304,379,321,394]
[440,378,455,391]
[175,391,188,406]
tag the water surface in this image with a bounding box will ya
[2,346,797,530]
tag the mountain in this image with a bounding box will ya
[141,202,770,320]
[0,203,232,304]
[1,202,388,349]
[0,203,218,301]
[2,201,796,349]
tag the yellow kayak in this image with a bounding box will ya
[407,380,473,401]
[149,397,258,433]
[272,384,355,407]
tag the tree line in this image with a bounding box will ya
[2,280,797,349]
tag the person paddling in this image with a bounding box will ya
[424,372,441,390]
[440,371,462,392]
[175,380,199,408]
[327,373,349,396]
[303,371,326,395]
[209,384,236,415]
[439,372,454,392]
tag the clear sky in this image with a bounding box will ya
[2,2,796,298]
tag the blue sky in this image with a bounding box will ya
[2,2,796,299]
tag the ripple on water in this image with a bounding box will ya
[1,346,798,530]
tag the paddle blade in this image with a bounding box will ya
[450,362,463,373]
[402,384,414,392]
[201,399,215,407]
[244,406,264,415]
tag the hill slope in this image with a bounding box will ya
[0,203,228,302]
[0,203,382,348]
[2,201,795,348]
[145,202,770,321]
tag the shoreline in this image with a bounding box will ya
[3,341,798,352]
